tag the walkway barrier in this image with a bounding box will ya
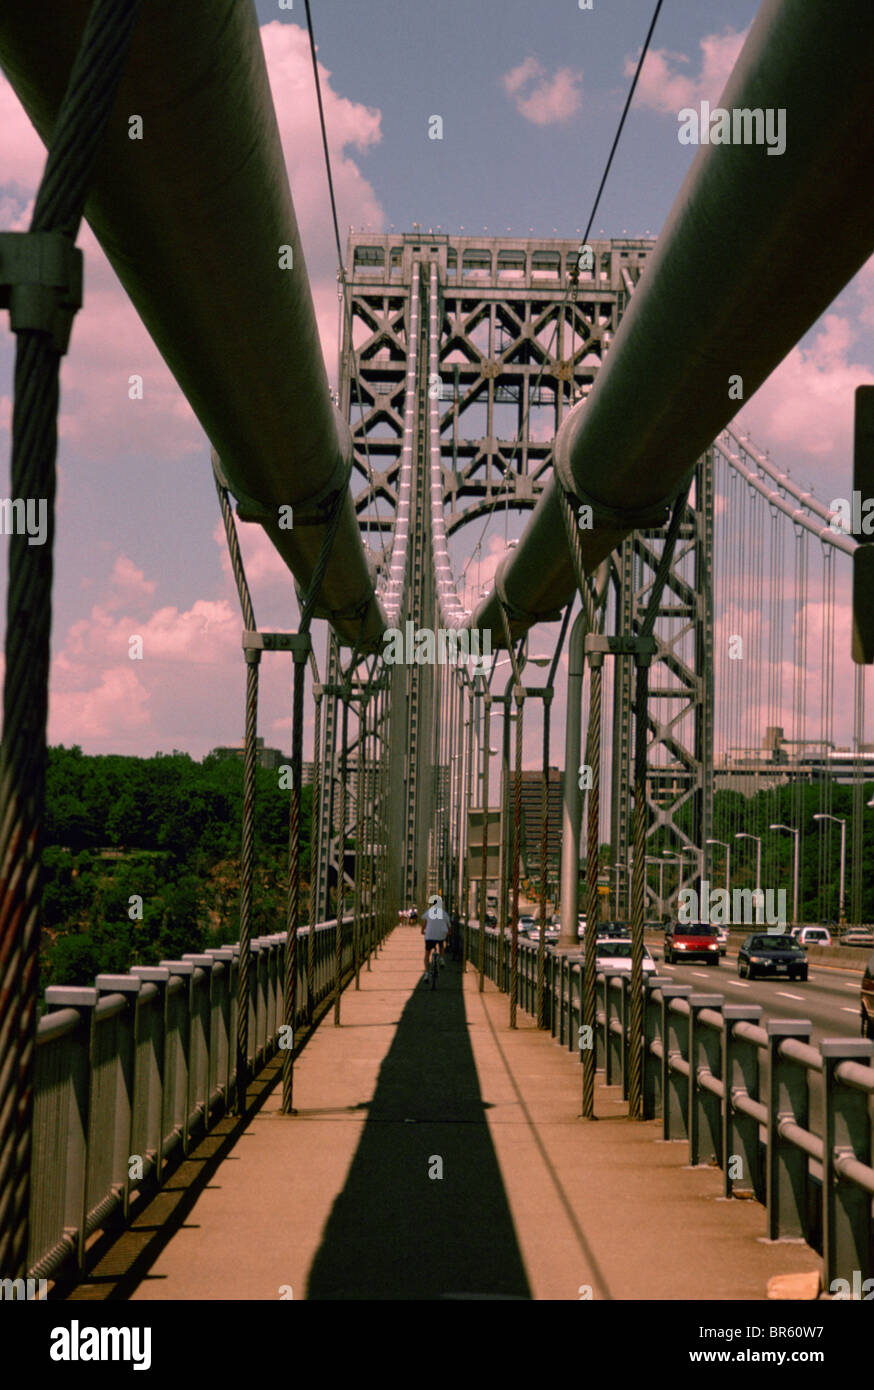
[469,924,874,1288]
[28,917,358,1281]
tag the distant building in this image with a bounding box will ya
[209,738,287,771]
[714,725,874,794]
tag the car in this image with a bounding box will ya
[738,932,808,981]
[594,940,657,976]
[716,926,729,956]
[484,910,497,927]
[664,921,721,965]
[596,920,631,939]
[861,953,874,1040]
[577,916,587,940]
[797,926,832,948]
[517,915,535,935]
[842,928,874,948]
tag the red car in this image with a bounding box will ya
[664,920,721,965]
[861,952,874,1040]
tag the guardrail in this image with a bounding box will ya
[469,924,874,1288]
[29,917,360,1281]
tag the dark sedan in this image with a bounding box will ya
[738,933,808,981]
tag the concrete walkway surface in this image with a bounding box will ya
[122,928,821,1301]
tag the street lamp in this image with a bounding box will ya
[812,813,847,927]
[705,838,731,899]
[770,823,800,926]
[734,832,762,896]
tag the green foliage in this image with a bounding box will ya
[41,745,312,993]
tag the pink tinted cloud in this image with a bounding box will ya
[502,58,582,126]
[737,296,874,471]
[627,29,748,115]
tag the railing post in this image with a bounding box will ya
[43,987,98,1271]
[722,1005,763,1200]
[94,974,142,1221]
[130,966,171,1180]
[643,977,668,1120]
[160,961,196,1153]
[821,1039,874,1291]
[765,1019,812,1241]
[182,955,216,1132]
[660,986,691,1140]
[205,949,234,1110]
[688,994,723,1166]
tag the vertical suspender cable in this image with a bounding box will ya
[0,0,143,1277]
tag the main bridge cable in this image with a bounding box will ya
[0,0,143,1281]
[303,0,386,571]
[460,0,665,590]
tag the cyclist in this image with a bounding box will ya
[421,893,450,982]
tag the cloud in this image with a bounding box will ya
[502,57,582,126]
[104,554,158,609]
[627,29,749,116]
[737,286,874,468]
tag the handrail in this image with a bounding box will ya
[29,915,364,1283]
[468,922,874,1289]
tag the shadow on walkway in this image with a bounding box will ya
[306,960,531,1300]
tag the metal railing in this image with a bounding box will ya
[29,917,358,1281]
[469,924,874,1287]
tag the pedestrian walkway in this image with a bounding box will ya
[124,928,820,1301]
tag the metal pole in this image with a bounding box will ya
[281,646,307,1114]
[628,656,651,1120]
[833,817,839,928]
[510,685,524,1028]
[307,682,322,1019]
[497,684,512,988]
[236,648,259,1110]
[478,687,491,991]
[333,696,348,1023]
[537,690,553,1027]
[582,652,603,1118]
[560,610,588,948]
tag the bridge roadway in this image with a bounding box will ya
[86,928,823,1301]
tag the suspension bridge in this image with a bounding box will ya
[1,0,874,1317]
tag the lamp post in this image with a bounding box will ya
[734,833,762,891]
[705,837,731,899]
[812,813,847,927]
[769,823,799,927]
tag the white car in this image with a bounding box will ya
[716,926,729,955]
[577,917,587,941]
[517,915,535,935]
[798,926,832,948]
[594,939,656,975]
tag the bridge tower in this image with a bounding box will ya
[323,230,713,921]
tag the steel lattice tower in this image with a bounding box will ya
[321,231,713,919]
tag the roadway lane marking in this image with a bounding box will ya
[776,991,803,1000]
[725,980,750,989]
[841,1007,860,1015]
[844,982,858,989]
[691,971,711,979]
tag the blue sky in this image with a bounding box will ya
[0,0,871,764]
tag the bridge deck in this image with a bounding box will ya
[117,929,820,1301]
